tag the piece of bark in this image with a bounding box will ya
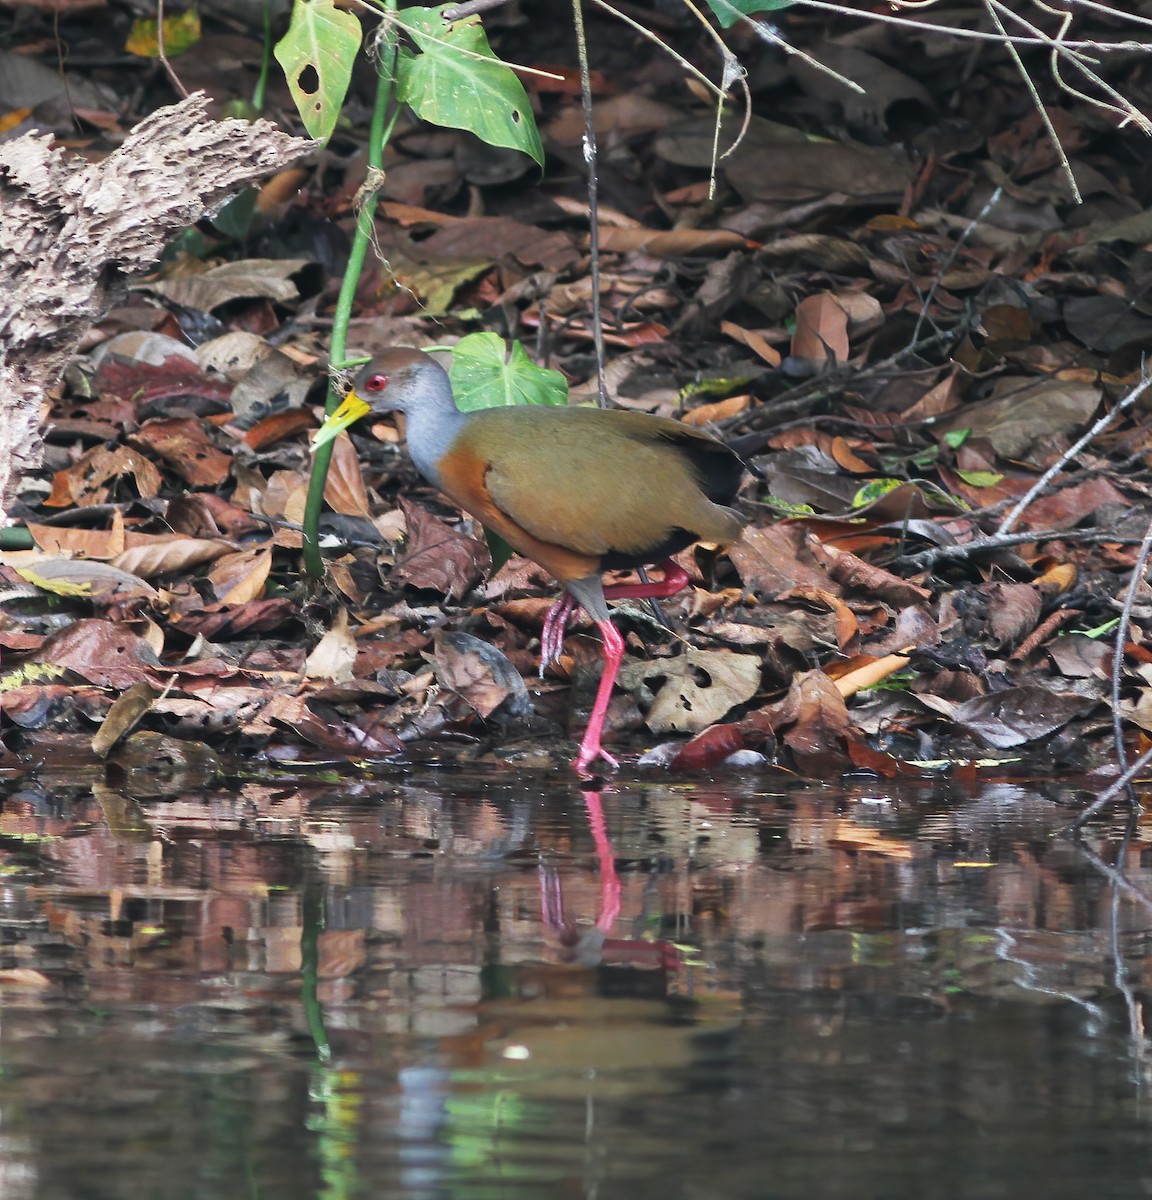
[0,92,315,524]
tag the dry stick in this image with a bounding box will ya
[442,0,513,17]
[723,326,964,440]
[1070,0,1152,29]
[571,0,608,409]
[910,187,1002,349]
[996,0,1152,134]
[893,526,1145,573]
[786,0,1150,51]
[1108,513,1152,783]
[982,0,1080,202]
[155,0,189,99]
[997,372,1152,535]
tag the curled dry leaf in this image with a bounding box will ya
[433,630,532,720]
[16,557,159,599]
[304,608,358,684]
[720,320,783,367]
[323,435,374,519]
[47,443,163,507]
[208,546,272,605]
[111,537,234,580]
[92,681,159,758]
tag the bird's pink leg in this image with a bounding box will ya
[574,616,624,774]
[539,593,578,675]
[600,559,690,603]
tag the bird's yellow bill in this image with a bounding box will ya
[311,391,371,450]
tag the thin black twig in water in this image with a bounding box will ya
[1109,514,1152,786]
[1065,744,1152,832]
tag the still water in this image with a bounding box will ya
[0,761,1145,1199]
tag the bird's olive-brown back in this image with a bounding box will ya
[455,406,744,560]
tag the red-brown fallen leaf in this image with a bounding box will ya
[130,418,232,487]
[667,722,752,771]
[38,619,162,688]
[780,669,853,773]
[680,394,752,426]
[0,631,43,651]
[982,581,1042,649]
[278,706,405,758]
[396,498,488,601]
[898,370,965,421]
[1015,477,1132,532]
[728,525,842,596]
[0,684,77,727]
[791,293,850,365]
[842,736,911,778]
[720,320,783,367]
[27,521,126,558]
[596,227,751,256]
[353,629,432,673]
[170,493,264,538]
[812,543,933,607]
[95,353,233,409]
[433,631,520,720]
[776,585,858,649]
[323,436,374,519]
[168,598,300,640]
[243,409,316,450]
[45,443,163,507]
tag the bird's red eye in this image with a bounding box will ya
[364,373,388,392]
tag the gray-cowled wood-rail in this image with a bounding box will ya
[312,347,746,773]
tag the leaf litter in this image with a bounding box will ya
[3,2,1152,781]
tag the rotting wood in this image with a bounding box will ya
[0,92,315,525]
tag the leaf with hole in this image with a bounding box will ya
[274,0,362,143]
[391,7,544,168]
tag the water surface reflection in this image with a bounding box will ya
[0,767,1145,1199]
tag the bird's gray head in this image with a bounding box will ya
[349,348,445,415]
[312,347,450,449]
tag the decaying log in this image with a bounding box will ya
[0,92,315,524]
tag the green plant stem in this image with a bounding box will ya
[303,20,398,580]
[252,5,272,113]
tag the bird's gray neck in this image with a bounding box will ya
[403,373,468,489]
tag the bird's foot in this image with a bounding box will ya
[539,594,579,675]
[574,740,621,775]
